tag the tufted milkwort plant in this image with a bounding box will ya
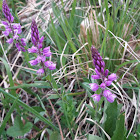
[89,46,117,103]
[28,19,56,74]
[2,0,26,52]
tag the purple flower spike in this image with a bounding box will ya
[91,75,100,79]
[91,94,101,102]
[45,61,56,70]
[89,83,99,91]
[90,45,117,103]
[37,68,44,75]
[31,20,40,46]
[2,0,14,23]
[91,46,105,73]
[108,73,117,81]
[29,59,38,66]
[28,46,38,53]
[103,90,116,103]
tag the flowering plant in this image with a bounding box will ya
[2,0,26,52]
[28,19,56,74]
[89,46,117,103]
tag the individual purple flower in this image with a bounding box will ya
[89,83,99,91]
[91,94,101,102]
[13,23,22,34]
[100,83,106,89]
[39,36,44,43]
[91,75,100,79]
[2,30,10,36]
[6,38,13,44]
[104,69,109,77]
[28,46,38,53]
[29,59,38,66]
[20,38,26,46]
[37,68,44,75]
[36,56,46,62]
[105,80,112,86]
[1,21,8,26]
[108,73,117,81]
[103,90,116,103]
[2,0,14,23]
[43,47,52,57]
[45,61,56,70]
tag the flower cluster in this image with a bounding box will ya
[2,0,26,52]
[28,19,56,75]
[89,46,117,103]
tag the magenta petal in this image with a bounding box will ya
[95,68,100,76]
[105,81,112,86]
[39,36,44,43]
[104,69,109,77]
[89,83,99,91]
[28,46,38,53]
[2,30,9,36]
[45,61,56,70]
[1,21,8,26]
[43,47,52,57]
[103,90,116,103]
[108,73,117,81]
[91,75,100,79]
[37,68,44,75]
[106,94,117,103]
[100,83,106,89]
[6,38,13,44]
[29,59,38,66]
[91,94,100,102]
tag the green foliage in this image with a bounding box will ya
[50,131,61,140]
[111,113,126,140]
[7,116,33,138]
[104,100,118,137]
[88,134,103,140]
[0,0,140,139]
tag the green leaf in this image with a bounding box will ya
[0,57,16,96]
[104,100,118,137]
[87,134,103,140]
[111,113,126,140]
[7,116,33,138]
[0,96,18,135]
[127,133,136,140]
[50,131,61,140]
